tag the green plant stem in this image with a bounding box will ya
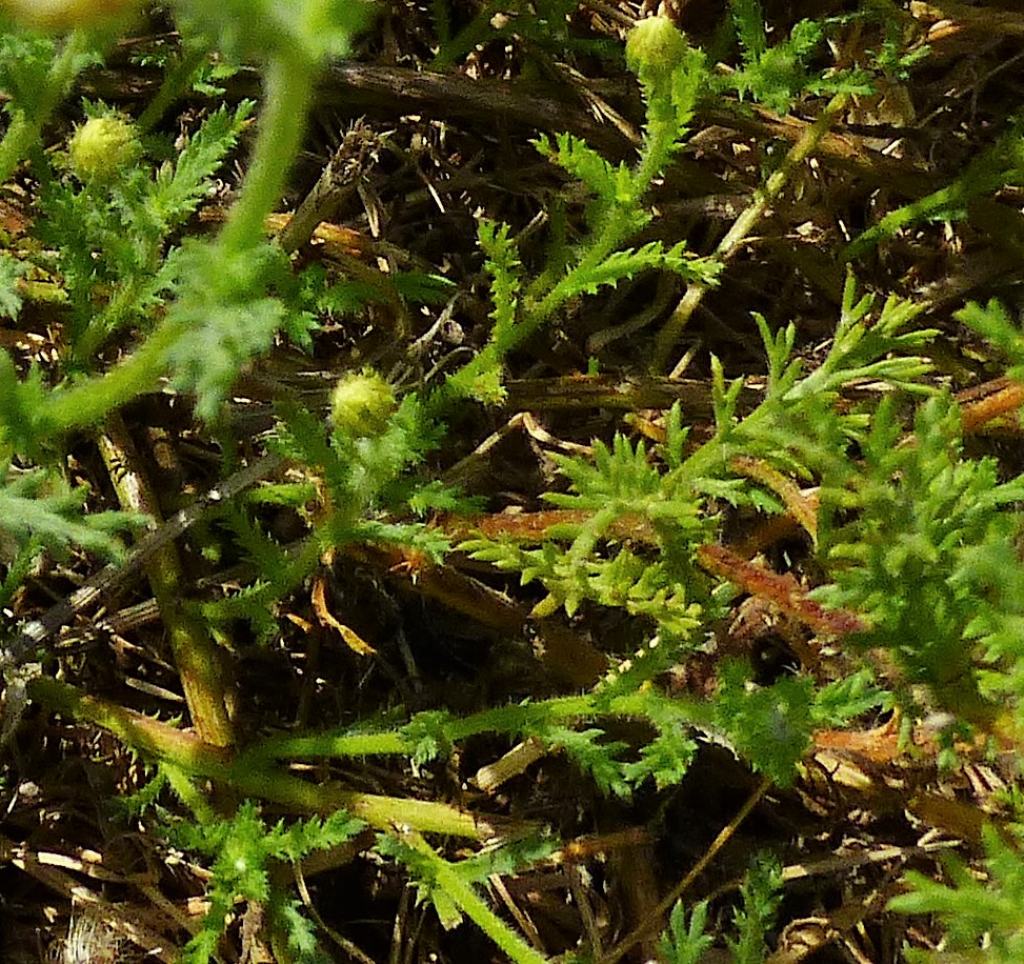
[652,92,850,375]
[0,31,92,184]
[440,104,676,409]
[98,413,236,748]
[29,674,232,771]
[253,729,411,760]
[399,830,550,964]
[842,119,1024,262]
[25,675,508,840]
[243,690,707,764]
[163,762,218,825]
[218,53,313,255]
[631,101,678,200]
[42,317,184,431]
[676,400,773,483]
[137,40,211,132]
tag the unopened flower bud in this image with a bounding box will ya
[330,370,397,437]
[68,115,139,182]
[625,15,689,80]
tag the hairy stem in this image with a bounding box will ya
[42,317,184,431]
[242,690,707,765]
[26,676,513,840]
[218,53,314,255]
[98,413,236,748]
[398,830,549,964]
[137,39,211,132]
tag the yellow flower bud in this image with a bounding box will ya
[625,15,689,80]
[67,115,140,182]
[329,370,397,437]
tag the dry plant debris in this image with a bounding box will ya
[1,1,1024,962]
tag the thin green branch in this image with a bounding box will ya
[41,317,184,432]
[242,691,708,765]
[399,830,550,964]
[218,53,313,254]
[652,92,850,375]
[137,40,211,132]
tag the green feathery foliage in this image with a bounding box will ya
[0,252,24,318]
[727,0,872,113]
[443,20,718,406]
[890,825,1024,962]
[376,831,551,964]
[728,855,785,964]
[655,856,783,963]
[658,900,715,964]
[455,273,937,794]
[957,297,1024,382]
[0,461,139,561]
[171,800,365,964]
[730,0,826,113]
[1,1,1021,959]
[37,100,253,361]
[814,392,1024,730]
[464,272,936,671]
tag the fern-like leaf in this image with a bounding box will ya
[149,100,254,228]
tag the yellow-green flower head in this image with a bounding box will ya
[0,0,141,32]
[68,115,140,183]
[330,369,397,437]
[625,14,690,81]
